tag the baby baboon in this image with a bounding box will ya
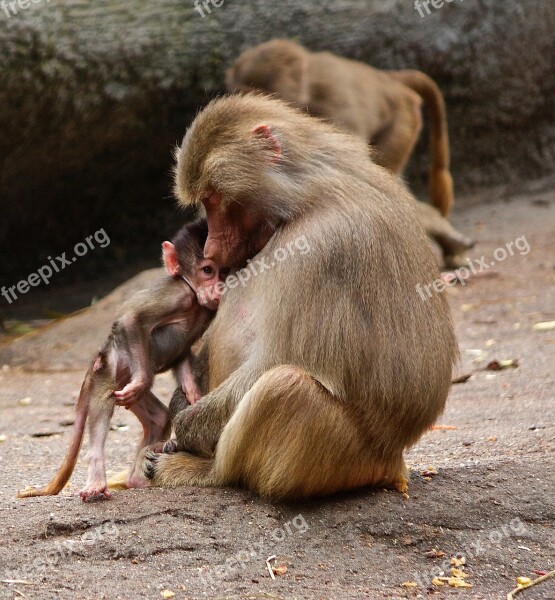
[17,219,227,501]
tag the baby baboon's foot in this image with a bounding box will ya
[144,438,180,455]
[126,472,151,489]
[79,482,112,502]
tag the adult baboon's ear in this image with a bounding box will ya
[252,124,282,162]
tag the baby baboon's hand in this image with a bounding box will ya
[114,377,152,407]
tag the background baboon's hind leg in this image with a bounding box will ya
[416,202,475,269]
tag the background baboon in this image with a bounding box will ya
[138,94,458,500]
[226,39,454,217]
[17,219,226,501]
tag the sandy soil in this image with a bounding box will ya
[0,182,554,600]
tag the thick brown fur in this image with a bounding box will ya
[226,39,454,217]
[139,94,458,500]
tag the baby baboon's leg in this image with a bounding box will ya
[158,387,192,456]
[79,392,115,501]
[126,391,171,489]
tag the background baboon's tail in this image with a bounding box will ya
[390,70,454,217]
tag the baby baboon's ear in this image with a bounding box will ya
[162,241,179,277]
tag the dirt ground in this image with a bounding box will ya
[0,181,554,600]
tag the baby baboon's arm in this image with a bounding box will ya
[113,280,195,407]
